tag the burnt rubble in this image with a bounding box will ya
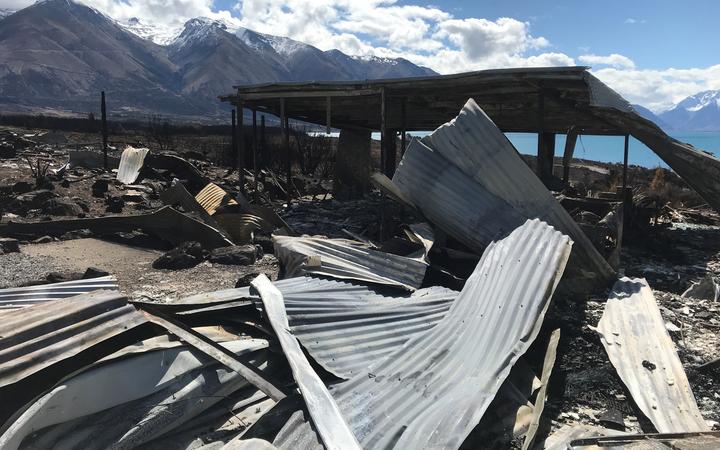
[0,100,719,450]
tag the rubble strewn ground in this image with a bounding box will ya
[1,124,719,449]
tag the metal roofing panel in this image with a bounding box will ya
[116,146,149,184]
[273,219,572,449]
[0,338,269,449]
[252,274,361,450]
[393,138,527,250]
[273,235,427,290]
[595,277,709,433]
[196,182,238,215]
[254,277,457,379]
[412,99,614,286]
[0,276,119,310]
[176,276,456,379]
[0,290,147,388]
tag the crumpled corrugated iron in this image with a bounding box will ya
[0,275,119,310]
[270,219,572,449]
[391,99,615,292]
[116,146,149,184]
[252,274,361,450]
[0,290,150,425]
[273,235,428,290]
[595,277,709,433]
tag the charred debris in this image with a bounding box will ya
[0,67,719,449]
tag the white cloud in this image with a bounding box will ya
[6,0,718,111]
[624,17,646,24]
[579,53,635,69]
[591,65,720,112]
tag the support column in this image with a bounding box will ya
[252,110,258,199]
[537,132,556,182]
[334,128,372,200]
[280,98,290,205]
[562,126,578,183]
[101,91,108,170]
[237,102,244,193]
[622,134,629,192]
[400,98,407,157]
[380,88,387,175]
[231,108,237,168]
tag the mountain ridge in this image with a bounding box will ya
[0,0,436,121]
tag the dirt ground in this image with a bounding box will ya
[5,238,279,301]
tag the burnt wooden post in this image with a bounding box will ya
[622,134,629,192]
[400,98,407,157]
[231,108,237,167]
[237,102,244,193]
[260,114,266,188]
[380,88,387,175]
[101,91,108,170]
[536,91,555,182]
[562,126,578,183]
[326,96,332,134]
[280,98,290,205]
[252,109,258,199]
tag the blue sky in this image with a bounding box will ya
[5,0,720,112]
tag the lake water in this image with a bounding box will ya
[505,132,720,169]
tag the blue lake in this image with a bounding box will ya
[505,132,720,169]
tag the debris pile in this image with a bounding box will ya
[0,100,718,450]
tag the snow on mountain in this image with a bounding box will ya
[0,8,15,20]
[118,17,182,46]
[235,26,311,56]
[658,90,720,131]
[675,90,720,112]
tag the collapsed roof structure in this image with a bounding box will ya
[221,66,720,212]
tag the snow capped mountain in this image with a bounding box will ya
[118,17,182,46]
[0,0,436,120]
[675,90,720,112]
[658,90,720,131]
[0,8,15,20]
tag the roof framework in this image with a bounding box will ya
[221,67,632,134]
[220,66,720,213]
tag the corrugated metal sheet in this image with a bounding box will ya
[0,276,119,310]
[253,277,457,379]
[393,138,527,250]
[0,290,149,425]
[196,182,238,215]
[272,219,572,449]
[595,277,709,433]
[252,274,361,450]
[585,72,633,112]
[116,146,149,184]
[273,235,427,290]
[176,276,455,379]
[395,99,614,288]
[0,338,269,449]
[0,290,146,388]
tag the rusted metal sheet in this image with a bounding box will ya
[393,99,615,290]
[116,146,149,184]
[272,219,572,449]
[196,182,238,215]
[595,278,709,433]
[0,290,149,425]
[273,235,427,290]
[252,275,361,450]
[0,276,119,310]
